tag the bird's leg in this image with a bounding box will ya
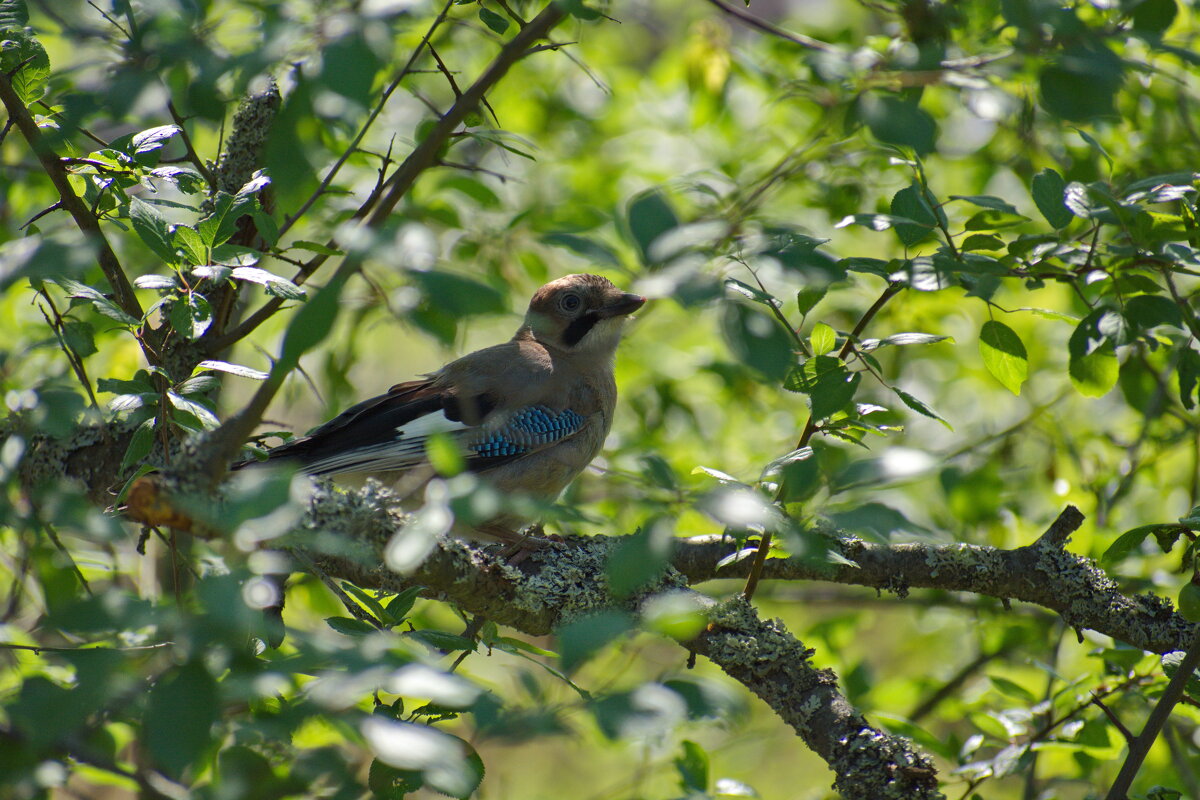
[488,522,557,564]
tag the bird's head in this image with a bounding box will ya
[522,274,645,355]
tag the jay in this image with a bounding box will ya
[249,273,644,541]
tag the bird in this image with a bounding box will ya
[244,273,645,542]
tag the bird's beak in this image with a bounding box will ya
[596,293,647,319]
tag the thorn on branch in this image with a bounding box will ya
[22,200,63,229]
[1034,505,1085,549]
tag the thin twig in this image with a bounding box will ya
[21,200,63,229]
[743,279,905,600]
[198,3,569,481]
[430,44,500,126]
[276,0,456,239]
[1105,626,1200,800]
[437,159,515,183]
[0,71,147,334]
[0,641,172,653]
[909,646,1011,723]
[703,0,838,53]
[1090,693,1134,743]
[166,100,216,186]
[85,0,132,36]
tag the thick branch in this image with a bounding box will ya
[0,71,144,324]
[675,513,1195,656]
[688,599,941,800]
[284,482,941,800]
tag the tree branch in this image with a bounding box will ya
[367,2,566,226]
[0,70,144,327]
[1105,625,1200,799]
[209,2,567,354]
[677,508,1196,656]
[283,482,941,800]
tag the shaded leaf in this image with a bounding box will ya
[145,661,218,778]
[979,320,1028,395]
[627,189,680,266]
[892,387,952,429]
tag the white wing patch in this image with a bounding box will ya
[303,411,468,475]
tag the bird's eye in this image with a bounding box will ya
[559,293,582,312]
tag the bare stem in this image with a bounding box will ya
[0,71,146,333]
[1105,625,1200,800]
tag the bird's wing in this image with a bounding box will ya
[256,377,590,477]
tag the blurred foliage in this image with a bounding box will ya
[3,0,1200,797]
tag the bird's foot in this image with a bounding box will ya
[484,523,562,564]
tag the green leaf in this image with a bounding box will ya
[325,616,377,636]
[1125,294,1183,330]
[409,630,476,651]
[810,322,836,355]
[1102,524,1178,565]
[478,6,510,33]
[130,124,181,154]
[627,188,680,265]
[557,0,602,20]
[172,225,208,266]
[890,182,940,247]
[5,35,49,105]
[166,390,219,428]
[144,661,218,778]
[1179,348,1200,410]
[860,332,950,350]
[858,93,937,155]
[1132,0,1177,35]
[0,0,30,29]
[119,418,156,473]
[785,355,861,419]
[1027,169,1075,227]
[964,209,1030,230]
[558,610,634,673]
[796,286,827,317]
[892,387,952,429]
[979,320,1028,395]
[1068,311,1119,397]
[341,582,390,624]
[410,270,505,316]
[542,233,620,266]
[607,522,671,598]
[989,675,1037,703]
[230,266,305,299]
[722,301,794,381]
[195,360,268,380]
[369,760,424,798]
[52,277,140,327]
[949,195,1020,214]
[198,182,262,249]
[279,275,344,371]
[169,293,213,339]
[383,585,425,624]
[175,375,219,395]
[128,197,178,264]
[961,233,1005,251]
[289,240,342,256]
[62,320,97,357]
[1039,45,1124,122]
[675,740,709,793]
[133,274,177,290]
